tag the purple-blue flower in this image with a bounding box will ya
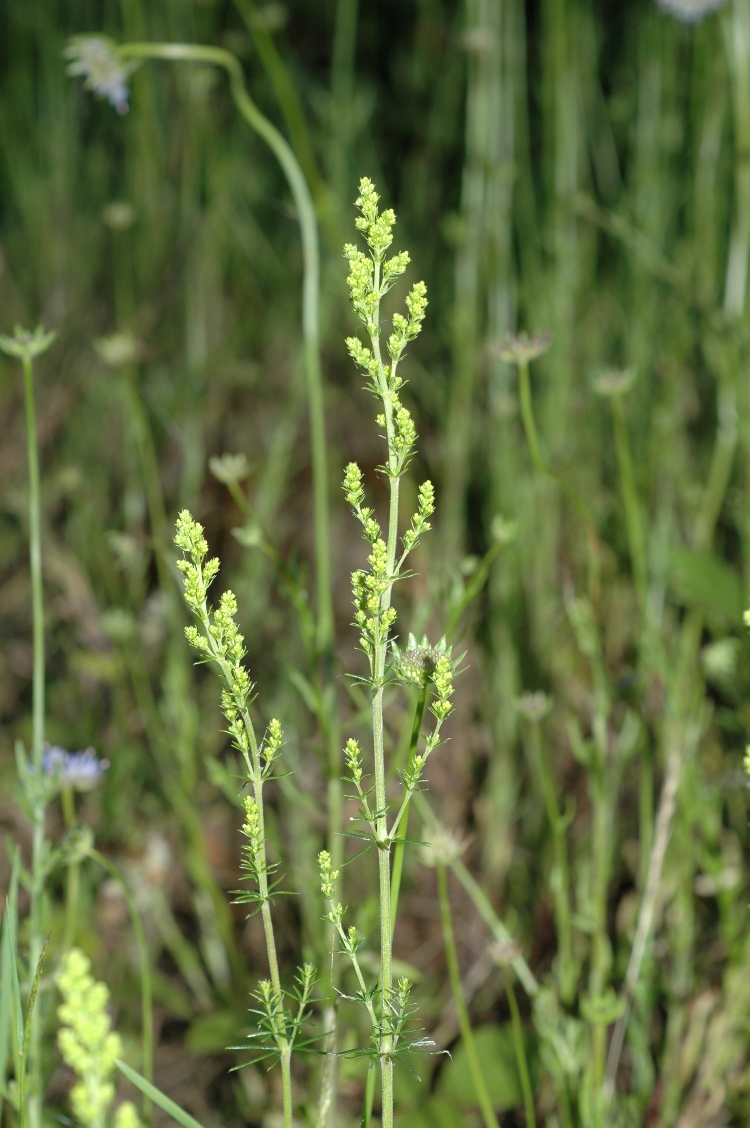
[41,744,109,790]
[64,37,132,115]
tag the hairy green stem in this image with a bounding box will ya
[437,865,500,1128]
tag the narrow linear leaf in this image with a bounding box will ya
[0,854,21,1087]
[5,860,24,1052]
[115,1059,206,1128]
[22,934,51,1061]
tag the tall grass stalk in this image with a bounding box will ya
[0,327,55,1128]
[436,863,500,1128]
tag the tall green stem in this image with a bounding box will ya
[61,788,80,953]
[116,42,332,657]
[503,966,536,1128]
[437,865,500,1128]
[526,719,575,1004]
[389,683,428,922]
[23,354,44,771]
[611,396,647,610]
[22,351,45,1128]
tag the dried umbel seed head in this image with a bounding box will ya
[489,940,521,967]
[209,452,251,485]
[592,368,636,398]
[102,201,136,230]
[493,331,552,365]
[393,633,451,686]
[655,0,728,22]
[419,825,466,868]
[94,332,141,368]
[0,325,56,361]
[517,691,551,723]
[398,646,442,685]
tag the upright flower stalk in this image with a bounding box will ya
[318,179,454,1128]
[0,325,55,1128]
[174,513,314,1128]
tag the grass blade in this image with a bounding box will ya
[115,1059,206,1128]
[0,853,21,1096]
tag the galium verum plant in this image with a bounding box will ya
[316,177,454,1128]
[174,512,315,1127]
[174,179,453,1127]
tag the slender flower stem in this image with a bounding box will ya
[525,719,575,1004]
[412,790,538,998]
[503,966,536,1128]
[61,788,80,953]
[390,683,428,923]
[23,353,44,771]
[22,349,46,1128]
[517,357,601,606]
[116,42,332,656]
[611,396,647,610]
[437,865,500,1128]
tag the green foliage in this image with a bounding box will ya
[437,1023,536,1113]
[3,1,750,1126]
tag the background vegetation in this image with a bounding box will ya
[2,0,750,1124]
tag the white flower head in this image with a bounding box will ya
[655,0,728,23]
[64,37,136,115]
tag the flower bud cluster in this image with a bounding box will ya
[387,281,428,364]
[241,795,265,880]
[430,655,454,722]
[343,462,381,544]
[351,539,397,660]
[57,949,141,1128]
[262,718,284,770]
[175,510,256,761]
[401,480,434,555]
[318,849,345,929]
[353,178,396,260]
[344,738,364,786]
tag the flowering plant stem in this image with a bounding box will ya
[436,864,499,1128]
[24,349,46,1127]
[2,333,56,1128]
[389,683,428,923]
[516,356,601,604]
[503,966,536,1128]
[115,41,332,656]
[524,717,575,1005]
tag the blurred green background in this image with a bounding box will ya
[2,0,750,1123]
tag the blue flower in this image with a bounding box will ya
[41,745,109,790]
